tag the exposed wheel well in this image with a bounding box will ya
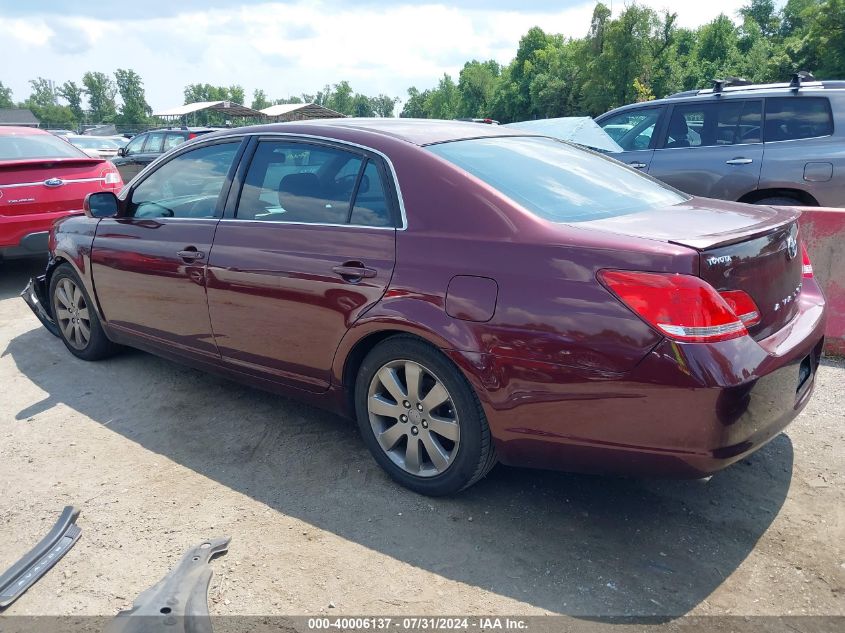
[738,188,819,206]
[341,330,432,408]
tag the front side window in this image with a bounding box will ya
[764,97,833,142]
[428,136,687,223]
[236,140,393,227]
[598,107,663,151]
[129,142,240,219]
[664,100,762,148]
[123,134,146,155]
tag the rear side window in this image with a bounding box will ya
[664,100,762,148]
[428,136,687,223]
[143,132,165,154]
[236,140,394,227]
[764,98,833,142]
[163,133,185,152]
[598,106,662,151]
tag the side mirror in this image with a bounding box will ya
[116,147,126,157]
[84,192,119,218]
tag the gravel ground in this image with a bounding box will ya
[0,258,842,623]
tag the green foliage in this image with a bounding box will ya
[115,69,151,125]
[82,71,117,123]
[58,81,84,122]
[251,89,271,111]
[407,0,845,122]
[0,81,12,108]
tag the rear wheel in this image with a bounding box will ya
[49,264,120,361]
[355,336,496,495]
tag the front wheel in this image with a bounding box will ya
[49,264,120,361]
[355,336,496,495]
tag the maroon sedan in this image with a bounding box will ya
[22,119,826,495]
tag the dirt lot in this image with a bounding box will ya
[0,258,842,623]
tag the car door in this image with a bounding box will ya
[206,137,399,392]
[596,105,665,172]
[111,133,147,182]
[648,99,763,200]
[90,138,245,361]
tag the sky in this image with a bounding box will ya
[0,0,756,113]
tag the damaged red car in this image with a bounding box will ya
[22,119,826,495]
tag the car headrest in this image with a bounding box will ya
[279,172,320,197]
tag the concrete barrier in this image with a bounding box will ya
[798,207,845,356]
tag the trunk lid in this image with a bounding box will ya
[0,158,116,217]
[579,198,803,340]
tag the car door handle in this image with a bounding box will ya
[177,248,205,261]
[629,162,647,169]
[332,262,377,282]
[726,158,753,165]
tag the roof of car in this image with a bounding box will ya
[215,118,533,147]
[601,80,845,118]
[0,125,50,136]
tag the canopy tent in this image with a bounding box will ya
[152,101,266,120]
[259,103,345,121]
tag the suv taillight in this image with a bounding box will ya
[598,270,749,343]
[801,243,814,278]
[187,133,197,140]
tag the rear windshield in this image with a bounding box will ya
[0,133,87,160]
[427,136,687,223]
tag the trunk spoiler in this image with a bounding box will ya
[1,157,105,170]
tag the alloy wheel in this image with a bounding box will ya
[367,359,461,477]
[54,278,91,350]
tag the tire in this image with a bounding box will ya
[355,335,497,496]
[49,264,120,361]
[752,196,802,206]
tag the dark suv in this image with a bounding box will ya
[596,77,845,207]
[110,127,216,182]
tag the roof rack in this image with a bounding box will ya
[789,70,816,90]
[712,77,752,94]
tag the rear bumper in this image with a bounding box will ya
[0,210,76,256]
[456,283,827,478]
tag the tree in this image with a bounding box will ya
[424,74,460,119]
[0,81,12,108]
[327,80,354,115]
[228,85,245,105]
[114,69,151,124]
[400,87,431,118]
[58,81,84,122]
[371,94,398,117]
[251,89,271,110]
[350,93,375,117]
[739,0,780,37]
[801,0,845,77]
[457,60,500,118]
[28,77,57,108]
[82,71,117,123]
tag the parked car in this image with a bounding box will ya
[0,126,123,260]
[66,135,123,159]
[504,117,623,153]
[109,127,216,182]
[595,76,845,207]
[22,119,825,495]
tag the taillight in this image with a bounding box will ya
[598,270,748,343]
[718,290,761,327]
[104,171,121,185]
[187,133,197,140]
[801,243,813,278]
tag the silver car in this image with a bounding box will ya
[595,76,845,207]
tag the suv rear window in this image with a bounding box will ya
[764,97,833,141]
[428,136,687,223]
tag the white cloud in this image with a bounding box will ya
[0,0,762,112]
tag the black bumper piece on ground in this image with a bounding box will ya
[105,537,230,633]
[0,506,82,608]
[20,274,60,338]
